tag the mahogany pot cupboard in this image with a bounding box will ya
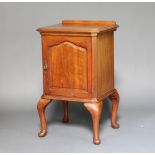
[36,20,120,144]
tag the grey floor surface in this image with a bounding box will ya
[0,98,155,153]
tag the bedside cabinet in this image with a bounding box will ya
[36,20,120,144]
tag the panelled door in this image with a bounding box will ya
[42,35,92,99]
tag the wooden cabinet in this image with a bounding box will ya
[36,20,120,144]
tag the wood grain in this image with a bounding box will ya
[109,89,120,129]
[84,101,103,145]
[96,31,114,98]
[36,20,120,144]
[37,20,118,35]
[49,41,87,90]
[37,98,51,137]
[42,35,92,99]
[62,20,117,26]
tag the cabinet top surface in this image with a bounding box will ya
[37,20,118,34]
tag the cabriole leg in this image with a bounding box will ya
[109,89,120,129]
[84,102,103,145]
[37,98,51,137]
[62,100,69,123]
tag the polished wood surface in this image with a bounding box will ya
[84,101,103,144]
[36,20,120,144]
[62,20,117,26]
[49,41,87,90]
[96,31,114,97]
[37,20,118,35]
[37,98,51,137]
[109,89,120,129]
[62,101,69,123]
[42,35,92,98]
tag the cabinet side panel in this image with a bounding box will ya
[97,31,114,98]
